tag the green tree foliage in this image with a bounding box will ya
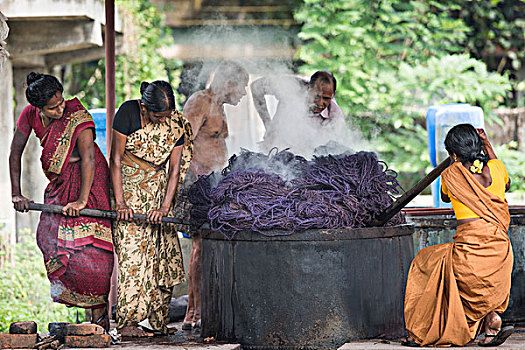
[68,0,178,108]
[0,234,82,332]
[496,142,525,193]
[455,0,525,106]
[373,55,510,172]
[295,0,512,187]
[295,0,468,113]
[457,0,525,73]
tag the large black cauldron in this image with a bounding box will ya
[201,225,414,349]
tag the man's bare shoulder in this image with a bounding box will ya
[184,90,212,110]
[183,90,216,129]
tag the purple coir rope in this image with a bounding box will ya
[187,149,406,239]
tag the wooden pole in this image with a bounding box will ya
[371,157,451,227]
[27,202,190,225]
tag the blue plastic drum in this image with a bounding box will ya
[426,104,484,207]
[89,108,108,158]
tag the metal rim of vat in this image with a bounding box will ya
[202,223,415,241]
[404,209,525,227]
[404,206,525,217]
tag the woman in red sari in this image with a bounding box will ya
[9,72,114,330]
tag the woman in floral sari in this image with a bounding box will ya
[9,73,113,330]
[110,80,193,337]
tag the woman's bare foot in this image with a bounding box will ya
[119,325,154,337]
[479,312,502,344]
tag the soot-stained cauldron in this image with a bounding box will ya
[201,225,414,349]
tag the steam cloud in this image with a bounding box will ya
[174,21,369,161]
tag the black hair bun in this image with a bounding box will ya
[468,151,478,162]
[479,153,489,164]
[469,151,489,164]
[140,82,150,95]
[26,72,43,85]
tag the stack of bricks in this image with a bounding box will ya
[0,322,110,349]
[0,321,38,348]
[62,323,110,348]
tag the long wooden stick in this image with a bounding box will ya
[370,157,451,227]
[27,202,191,225]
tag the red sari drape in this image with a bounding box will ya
[36,98,113,308]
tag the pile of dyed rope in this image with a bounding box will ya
[187,149,406,238]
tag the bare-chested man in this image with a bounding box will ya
[251,71,345,155]
[181,61,249,330]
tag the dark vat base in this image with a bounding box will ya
[201,225,414,350]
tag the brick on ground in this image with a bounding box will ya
[64,334,111,348]
[0,333,38,348]
[66,323,105,336]
[9,321,37,334]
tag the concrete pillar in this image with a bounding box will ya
[13,67,47,241]
[0,59,16,265]
[0,11,8,71]
[0,11,15,266]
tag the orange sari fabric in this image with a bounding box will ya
[404,162,513,347]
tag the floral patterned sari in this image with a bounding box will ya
[113,105,193,332]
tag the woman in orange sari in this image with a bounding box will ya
[9,73,114,330]
[403,124,513,347]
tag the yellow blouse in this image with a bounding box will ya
[441,159,509,220]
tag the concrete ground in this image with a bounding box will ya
[57,322,525,349]
[59,320,240,350]
[110,343,239,350]
[54,322,525,350]
[339,335,524,349]
[339,326,525,350]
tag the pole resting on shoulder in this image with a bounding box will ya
[370,157,452,227]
